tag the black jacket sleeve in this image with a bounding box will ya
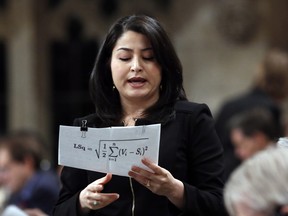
[52,167,91,216]
[177,102,227,216]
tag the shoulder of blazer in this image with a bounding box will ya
[174,100,212,117]
[73,113,99,127]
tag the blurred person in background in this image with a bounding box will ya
[229,108,279,161]
[215,48,288,181]
[0,130,60,216]
[224,147,288,216]
[277,137,288,149]
[0,136,9,213]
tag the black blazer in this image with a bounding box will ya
[53,101,226,216]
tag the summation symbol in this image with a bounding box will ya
[94,139,149,162]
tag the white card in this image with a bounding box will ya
[58,124,161,177]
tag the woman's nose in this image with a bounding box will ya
[131,57,143,72]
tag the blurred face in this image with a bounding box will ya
[231,129,267,160]
[234,202,268,216]
[111,30,162,106]
[0,148,9,185]
[280,206,288,215]
[0,148,28,193]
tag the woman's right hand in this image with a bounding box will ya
[79,173,120,212]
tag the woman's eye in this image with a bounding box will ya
[143,56,155,61]
[119,57,130,61]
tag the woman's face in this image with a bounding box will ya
[111,30,162,106]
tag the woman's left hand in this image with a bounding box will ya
[128,158,185,209]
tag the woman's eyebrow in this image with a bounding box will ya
[116,47,132,52]
[116,47,153,52]
[142,47,153,51]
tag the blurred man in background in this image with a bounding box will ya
[0,130,60,216]
[229,108,278,161]
[224,147,288,216]
[0,136,9,213]
[215,48,288,181]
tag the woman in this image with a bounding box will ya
[53,14,226,216]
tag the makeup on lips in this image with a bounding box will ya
[128,77,147,87]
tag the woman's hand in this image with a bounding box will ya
[128,158,185,209]
[79,173,120,213]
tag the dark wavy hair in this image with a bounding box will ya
[90,14,187,125]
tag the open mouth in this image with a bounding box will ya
[128,77,146,84]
